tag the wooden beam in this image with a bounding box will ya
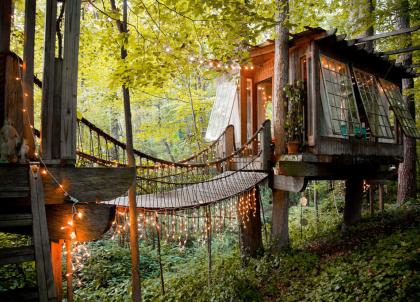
[383,45,420,56]
[60,0,81,161]
[0,0,12,53]
[41,0,57,160]
[273,175,307,192]
[22,0,37,159]
[355,26,420,43]
[50,240,63,301]
[29,165,57,301]
[65,240,73,302]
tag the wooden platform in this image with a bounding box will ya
[276,153,400,179]
[108,171,268,210]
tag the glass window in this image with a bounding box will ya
[353,68,393,139]
[379,79,420,138]
[319,54,361,137]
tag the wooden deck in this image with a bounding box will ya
[108,171,268,210]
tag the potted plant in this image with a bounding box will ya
[284,80,305,154]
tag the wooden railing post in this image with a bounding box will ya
[224,125,235,171]
[261,120,272,172]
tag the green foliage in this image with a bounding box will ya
[0,233,36,292]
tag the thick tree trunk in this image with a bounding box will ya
[0,0,12,123]
[343,179,363,230]
[271,190,289,248]
[397,0,416,204]
[271,0,289,251]
[238,187,263,258]
[110,0,142,300]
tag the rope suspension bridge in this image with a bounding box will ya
[34,113,272,246]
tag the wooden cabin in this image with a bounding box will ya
[232,27,418,187]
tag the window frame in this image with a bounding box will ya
[352,68,394,139]
[319,53,361,138]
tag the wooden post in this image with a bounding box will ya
[251,80,258,154]
[29,165,57,301]
[41,0,57,160]
[155,216,165,295]
[378,184,384,212]
[369,186,375,216]
[60,0,81,162]
[343,179,363,230]
[224,125,235,171]
[65,240,73,302]
[261,120,271,172]
[51,240,63,301]
[0,0,12,123]
[206,207,212,287]
[0,0,12,53]
[22,0,37,158]
[238,188,263,258]
[239,72,248,145]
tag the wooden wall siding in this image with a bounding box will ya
[61,0,82,161]
[315,137,403,157]
[46,204,116,241]
[254,58,273,83]
[41,0,57,160]
[0,165,29,199]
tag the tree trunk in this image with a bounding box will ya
[110,0,142,300]
[397,0,416,204]
[343,179,363,230]
[238,187,263,258]
[0,0,12,123]
[271,0,290,252]
[364,0,374,51]
[271,190,289,249]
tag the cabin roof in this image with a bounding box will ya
[250,26,415,80]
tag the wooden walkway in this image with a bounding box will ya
[108,171,268,210]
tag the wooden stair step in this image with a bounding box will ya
[0,213,32,228]
[0,287,38,301]
[0,246,35,265]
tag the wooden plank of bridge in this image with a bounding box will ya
[61,0,81,162]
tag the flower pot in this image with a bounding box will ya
[286,141,300,154]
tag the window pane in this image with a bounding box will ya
[353,69,393,139]
[320,54,361,136]
[379,79,420,138]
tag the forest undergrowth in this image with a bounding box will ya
[1,191,419,302]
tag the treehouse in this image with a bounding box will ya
[208,27,418,191]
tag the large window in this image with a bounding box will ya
[379,79,420,138]
[320,54,361,137]
[353,68,393,139]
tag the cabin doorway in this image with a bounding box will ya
[257,78,273,133]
